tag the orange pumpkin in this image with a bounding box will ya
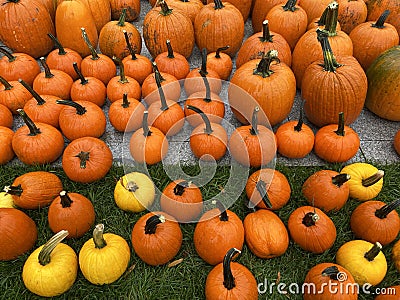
[81,0,111,33]
[108,93,145,132]
[0,104,13,128]
[0,126,15,165]
[154,40,190,80]
[166,0,204,23]
[251,0,285,32]
[206,46,233,81]
[109,0,140,21]
[0,77,37,114]
[366,0,400,36]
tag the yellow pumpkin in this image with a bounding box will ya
[0,192,15,208]
[114,172,155,213]
[393,239,400,272]
[340,163,384,201]
[79,224,131,285]
[22,230,77,297]
[336,240,387,286]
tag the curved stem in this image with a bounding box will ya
[294,104,305,132]
[214,0,224,10]
[81,27,99,60]
[142,111,152,137]
[124,30,137,60]
[0,76,13,90]
[334,112,345,136]
[17,109,41,136]
[215,46,229,59]
[249,106,260,136]
[200,48,208,74]
[166,40,174,58]
[317,29,342,72]
[199,70,211,103]
[332,174,350,187]
[75,151,90,169]
[322,266,341,280]
[216,201,229,221]
[47,33,67,55]
[253,50,279,78]
[302,211,320,227]
[121,93,130,108]
[362,170,384,187]
[117,8,127,27]
[323,1,339,36]
[256,180,272,208]
[364,242,382,262]
[3,184,23,196]
[73,62,88,85]
[113,56,128,84]
[59,191,73,208]
[187,105,213,134]
[93,224,107,249]
[56,100,87,115]
[38,230,69,265]
[223,248,241,290]
[375,199,400,219]
[372,10,390,29]
[0,47,16,62]
[173,180,190,196]
[154,64,169,111]
[145,214,165,234]
[282,0,298,12]
[159,0,173,16]
[39,57,54,78]
[260,20,274,43]
[19,79,46,105]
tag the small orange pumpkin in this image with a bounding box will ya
[206,45,233,81]
[0,126,15,165]
[0,104,13,128]
[108,93,145,132]
[0,77,32,114]
[154,40,190,80]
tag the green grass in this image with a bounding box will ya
[0,162,399,300]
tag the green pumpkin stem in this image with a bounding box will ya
[93,224,107,249]
[145,214,166,234]
[322,266,342,281]
[253,50,279,77]
[166,40,175,58]
[260,20,274,42]
[124,30,138,60]
[187,105,214,135]
[362,170,384,187]
[223,248,241,290]
[56,100,87,115]
[122,93,130,108]
[59,191,73,208]
[19,79,46,105]
[282,0,298,12]
[0,75,13,90]
[200,69,212,103]
[17,109,41,135]
[214,0,224,10]
[0,47,16,62]
[75,151,90,169]
[3,184,23,196]
[39,57,54,78]
[200,48,208,74]
[323,1,339,36]
[334,112,345,136]
[317,29,342,72]
[73,62,88,85]
[215,200,229,221]
[159,0,173,16]
[38,230,69,266]
[372,10,390,29]
[250,106,260,135]
[112,56,128,84]
[375,199,400,219]
[47,33,67,55]
[142,111,152,137]
[117,8,127,26]
[153,64,169,111]
[294,104,305,132]
[331,173,351,187]
[173,180,190,196]
[317,5,329,27]
[256,180,272,208]
[302,211,320,227]
[81,27,99,60]
[364,242,382,262]
[215,46,229,59]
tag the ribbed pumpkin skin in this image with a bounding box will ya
[0,0,55,58]
[0,105,13,128]
[167,0,204,23]
[0,80,32,114]
[367,0,400,36]
[0,127,14,165]
[251,0,285,32]
[81,0,111,33]
[0,52,41,86]
[109,0,141,21]
[205,0,252,21]
[299,0,332,24]
[365,46,400,121]
[337,0,367,34]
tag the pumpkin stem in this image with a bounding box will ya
[152,62,166,82]
[47,33,67,55]
[121,93,131,108]
[81,27,99,60]
[331,173,351,187]
[362,170,384,187]
[0,47,16,62]
[222,248,241,290]
[282,0,298,12]
[93,224,107,249]
[73,62,88,85]
[317,28,342,72]
[294,103,305,132]
[39,57,54,79]
[255,180,272,208]
[334,112,345,137]
[0,75,13,90]
[215,46,229,59]
[317,5,329,27]
[120,177,139,192]
[260,20,274,43]
[187,105,213,134]
[372,10,390,29]
[200,69,212,103]
[117,8,127,27]
[321,266,342,281]
[145,214,166,234]
[75,151,90,169]
[38,230,69,266]
[17,109,41,136]
[249,106,260,135]
[112,56,128,84]
[200,48,208,74]
[159,0,173,16]
[59,191,73,208]
[19,79,46,105]
[166,40,175,58]
[302,211,320,227]
[214,0,224,10]
[3,184,23,196]
[375,199,400,219]
[364,242,382,262]
[323,1,339,36]
[124,30,138,60]
[174,180,190,196]
[56,100,87,115]
[253,50,279,78]
[142,111,152,137]
[154,63,169,111]
[215,200,229,221]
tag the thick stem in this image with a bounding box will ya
[159,0,173,16]
[47,33,67,55]
[121,93,130,108]
[215,46,229,59]
[152,63,165,82]
[253,50,279,78]
[187,105,213,134]
[56,100,87,115]
[166,40,174,58]
[120,177,139,192]
[294,104,304,132]
[362,170,384,187]
[0,47,16,62]
[3,184,23,196]
[17,109,41,135]
[372,10,390,29]
[113,56,128,84]
[73,62,88,85]
[199,70,211,103]
[124,30,137,60]
[334,112,345,136]
[223,248,241,290]
[216,201,229,221]
[364,242,382,262]
[154,63,169,111]
[93,224,107,249]
[324,1,339,36]
[117,8,127,27]
[332,174,351,187]
[214,0,224,10]
[256,180,272,208]
[173,180,190,196]
[375,199,400,219]
[81,27,99,60]
[38,230,69,266]
[39,57,54,78]
[59,191,73,208]
[302,211,320,227]
[317,29,342,72]
[145,214,165,234]
[322,266,342,281]
[0,76,13,90]
[19,79,46,105]
[260,20,274,43]
[75,151,90,169]
[317,5,329,27]
[249,106,260,136]
[142,111,152,137]
[200,48,208,74]
[282,0,298,12]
